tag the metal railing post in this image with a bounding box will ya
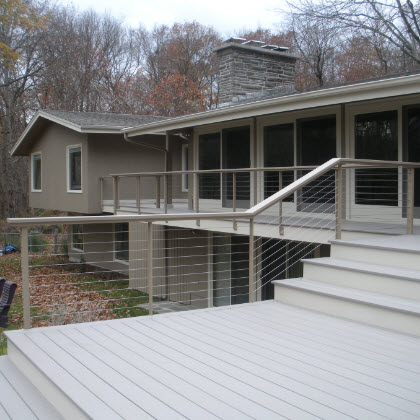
[195,173,200,226]
[164,174,168,214]
[136,176,141,214]
[249,218,254,303]
[100,177,104,212]
[407,167,415,234]
[113,176,119,214]
[279,171,284,235]
[156,176,161,208]
[147,222,153,315]
[232,172,237,231]
[335,165,343,240]
[21,227,31,329]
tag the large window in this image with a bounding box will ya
[182,144,189,192]
[199,133,220,199]
[67,145,82,192]
[71,225,83,251]
[355,111,398,206]
[31,152,42,192]
[114,223,129,262]
[264,123,294,200]
[297,115,336,209]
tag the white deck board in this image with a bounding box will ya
[5,300,420,420]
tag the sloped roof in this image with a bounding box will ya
[12,110,168,156]
[41,110,167,128]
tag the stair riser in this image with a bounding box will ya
[303,264,420,300]
[274,284,420,337]
[7,341,89,420]
[331,245,420,271]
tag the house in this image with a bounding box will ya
[2,37,420,420]
[11,37,420,309]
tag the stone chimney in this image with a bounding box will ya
[214,38,299,105]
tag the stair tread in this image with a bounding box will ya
[274,278,420,315]
[0,356,62,419]
[302,257,420,281]
[330,235,420,254]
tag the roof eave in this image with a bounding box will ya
[123,73,420,137]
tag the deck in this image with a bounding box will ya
[5,300,420,419]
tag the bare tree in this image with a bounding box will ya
[286,0,420,67]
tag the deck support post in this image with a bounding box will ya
[156,176,161,209]
[407,167,415,235]
[233,172,237,231]
[195,173,200,226]
[100,177,104,212]
[21,227,31,329]
[249,218,255,303]
[335,165,343,240]
[113,176,119,214]
[136,176,141,214]
[163,175,168,214]
[147,222,153,316]
[279,171,284,235]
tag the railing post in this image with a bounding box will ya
[21,227,31,329]
[195,172,200,226]
[136,176,141,214]
[249,218,254,303]
[335,165,343,240]
[279,171,284,235]
[232,172,237,231]
[163,174,168,214]
[113,176,119,214]
[407,167,415,235]
[147,222,153,315]
[156,176,161,209]
[100,177,104,212]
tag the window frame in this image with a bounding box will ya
[114,223,129,264]
[181,144,189,192]
[31,151,42,192]
[66,144,83,193]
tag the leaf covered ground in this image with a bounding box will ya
[0,253,149,355]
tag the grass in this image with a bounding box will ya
[0,253,150,355]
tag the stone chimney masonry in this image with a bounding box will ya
[214,38,299,105]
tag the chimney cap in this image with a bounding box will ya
[242,40,265,47]
[223,37,246,44]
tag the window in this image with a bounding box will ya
[67,145,82,192]
[31,152,42,192]
[199,133,220,199]
[71,225,83,251]
[355,111,398,206]
[114,223,129,262]
[182,144,189,192]
[263,123,294,201]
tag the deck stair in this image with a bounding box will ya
[273,235,420,337]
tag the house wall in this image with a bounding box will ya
[68,223,129,274]
[87,134,166,213]
[28,124,90,213]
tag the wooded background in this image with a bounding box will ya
[1,0,419,219]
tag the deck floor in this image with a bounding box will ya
[5,300,420,419]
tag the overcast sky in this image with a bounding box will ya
[61,0,287,37]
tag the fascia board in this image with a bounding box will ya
[123,73,420,137]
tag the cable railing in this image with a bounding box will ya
[7,158,420,330]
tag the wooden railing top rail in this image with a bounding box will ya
[9,158,420,227]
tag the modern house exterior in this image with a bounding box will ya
[11,38,420,309]
[2,37,420,420]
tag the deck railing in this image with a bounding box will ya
[8,158,420,329]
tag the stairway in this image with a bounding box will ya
[273,235,420,337]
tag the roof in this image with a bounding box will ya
[12,110,168,156]
[5,300,420,419]
[124,71,420,137]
